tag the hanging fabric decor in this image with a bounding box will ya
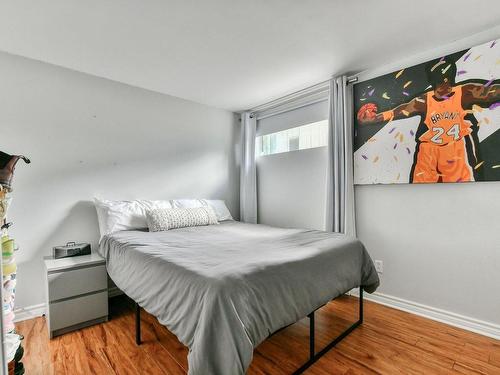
[2,221,18,333]
[1,188,24,374]
[0,152,30,192]
[0,150,30,375]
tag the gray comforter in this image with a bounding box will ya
[99,221,379,375]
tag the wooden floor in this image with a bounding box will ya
[16,295,500,374]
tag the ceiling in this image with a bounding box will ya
[0,1,498,112]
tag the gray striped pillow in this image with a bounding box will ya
[146,206,219,232]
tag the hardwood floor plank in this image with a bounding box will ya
[352,331,455,374]
[100,344,142,375]
[141,310,190,370]
[102,318,167,374]
[139,339,187,375]
[60,333,93,374]
[15,295,499,375]
[16,317,53,374]
[489,351,500,367]
[310,305,457,374]
[452,355,500,375]
[125,312,186,375]
[52,360,68,375]
[310,351,381,375]
[74,329,117,375]
[452,360,500,375]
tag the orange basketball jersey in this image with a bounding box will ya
[419,85,472,145]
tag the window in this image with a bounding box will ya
[255,120,328,157]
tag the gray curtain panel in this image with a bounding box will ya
[325,76,356,236]
[239,112,258,223]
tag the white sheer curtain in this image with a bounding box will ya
[325,76,356,236]
[240,112,257,223]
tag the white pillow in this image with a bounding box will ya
[94,198,172,239]
[171,199,233,221]
[146,206,218,232]
[170,199,203,209]
[203,200,233,221]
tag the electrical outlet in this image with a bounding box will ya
[374,260,383,274]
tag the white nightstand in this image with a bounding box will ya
[44,254,108,338]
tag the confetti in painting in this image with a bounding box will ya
[354,39,500,184]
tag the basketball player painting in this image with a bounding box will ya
[357,59,499,183]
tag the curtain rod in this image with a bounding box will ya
[248,75,358,117]
[256,97,329,121]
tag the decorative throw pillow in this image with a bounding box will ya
[170,199,234,221]
[146,206,219,232]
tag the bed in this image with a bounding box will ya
[99,221,379,375]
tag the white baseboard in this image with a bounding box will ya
[350,290,500,341]
[14,303,46,323]
[108,286,124,298]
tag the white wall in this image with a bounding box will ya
[355,26,500,326]
[0,52,239,311]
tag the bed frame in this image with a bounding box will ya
[134,287,363,374]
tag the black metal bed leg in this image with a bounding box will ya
[359,286,364,324]
[309,312,315,360]
[292,287,365,375]
[136,302,141,345]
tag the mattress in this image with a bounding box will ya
[99,221,379,375]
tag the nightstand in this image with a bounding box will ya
[44,254,108,338]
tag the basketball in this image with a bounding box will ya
[357,103,378,122]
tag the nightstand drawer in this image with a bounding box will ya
[47,264,107,302]
[49,291,108,332]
